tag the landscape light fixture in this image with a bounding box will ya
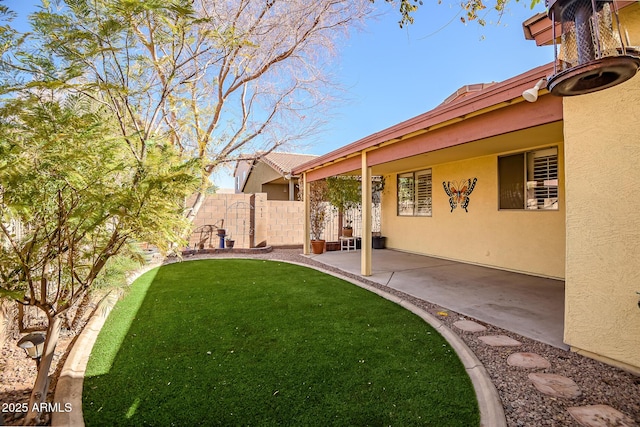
[17,332,46,367]
[546,0,640,96]
[523,78,548,102]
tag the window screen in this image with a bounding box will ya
[498,153,525,209]
[499,148,558,210]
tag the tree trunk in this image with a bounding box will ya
[70,292,91,333]
[0,300,14,349]
[186,190,205,222]
[23,315,62,426]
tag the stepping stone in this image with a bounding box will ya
[453,320,487,333]
[528,373,581,398]
[478,335,522,347]
[507,352,551,369]
[567,405,637,427]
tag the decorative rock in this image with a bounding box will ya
[478,335,522,347]
[453,320,487,333]
[507,352,551,369]
[528,373,581,398]
[567,405,637,427]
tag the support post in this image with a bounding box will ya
[361,152,372,276]
[288,177,295,201]
[303,173,310,255]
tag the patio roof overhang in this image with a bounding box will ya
[294,63,563,182]
[521,1,637,46]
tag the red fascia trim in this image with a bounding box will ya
[367,94,562,166]
[522,1,636,46]
[294,63,554,176]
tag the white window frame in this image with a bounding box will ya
[397,169,432,216]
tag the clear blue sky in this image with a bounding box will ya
[7,0,552,189]
[325,2,551,146]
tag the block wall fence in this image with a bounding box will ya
[187,193,305,249]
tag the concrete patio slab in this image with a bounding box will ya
[309,249,567,349]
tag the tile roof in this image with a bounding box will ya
[293,62,555,176]
[260,152,319,176]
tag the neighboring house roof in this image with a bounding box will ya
[439,82,497,105]
[235,152,319,193]
[260,152,319,176]
[293,62,560,180]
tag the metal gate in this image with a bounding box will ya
[225,201,254,248]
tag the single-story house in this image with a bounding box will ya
[293,2,640,374]
[234,152,318,200]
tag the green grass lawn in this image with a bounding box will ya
[83,259,479,426]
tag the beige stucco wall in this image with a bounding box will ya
[234,160,253,193]
[381,147,566,279]
[261,183,291,201]
[563,72,640,371]
[243,163,286,199]
[188,193,304,248]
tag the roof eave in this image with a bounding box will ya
[522,1,637,46]
[294,63,554,175]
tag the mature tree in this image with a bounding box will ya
[0,1,371,420]
[379,0,423,27]
[0,92,198,424]
[377,0,539,28]
[9,0,374,220]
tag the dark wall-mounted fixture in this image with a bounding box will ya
[546,0,640,96]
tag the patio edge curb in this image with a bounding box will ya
[52,263,162,427]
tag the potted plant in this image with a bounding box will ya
[225,235,235,249]
[372,176,386,249]
[308,180,328,254]
[326,176,361,237]
[342,220,353,237]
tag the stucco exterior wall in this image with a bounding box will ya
[243,163,283,198]
[563,73,640,371]
[381,148,566,279]
[261,183,291,201]
[234,160,253,193]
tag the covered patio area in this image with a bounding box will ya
[309,249,566,349]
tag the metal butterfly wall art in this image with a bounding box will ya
[442,178,478,212]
